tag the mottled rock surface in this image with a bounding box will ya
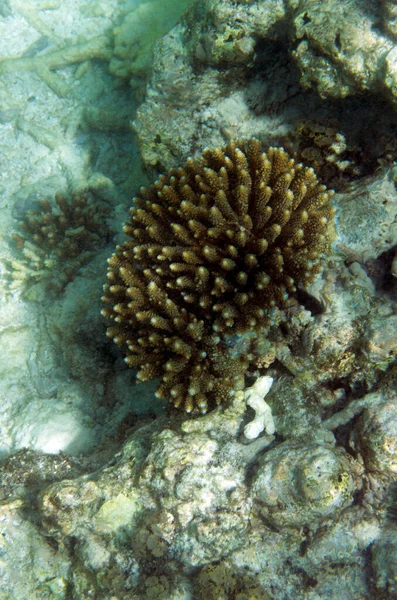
[134,0,397,178]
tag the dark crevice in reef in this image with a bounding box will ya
[367,248,397,301]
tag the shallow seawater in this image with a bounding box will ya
[0,1,397,599]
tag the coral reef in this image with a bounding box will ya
[371,481,397,595]
[383,0,397,38]
[9,189,111,297]
[0,448,86,503]
[2,0,397,597]
[336,170,397,263]
[134,0,397,179]
[102,139,335,413]
[353,393,397,478]
[26,384,371,599]
[291,0,391,100]
[193,561,271,600]
[251,440,360,528]
[288,119,397,189]
[286,121,362,187]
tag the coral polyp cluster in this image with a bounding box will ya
[10,190,110,295]
[102,139,335,413]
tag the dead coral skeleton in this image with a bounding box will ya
[102,138,336,414]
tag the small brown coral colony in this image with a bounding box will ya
[11,190,110,294]
[102,139,335,413]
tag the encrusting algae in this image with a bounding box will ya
[102,138,336,413]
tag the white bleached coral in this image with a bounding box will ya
[244,376,275,440]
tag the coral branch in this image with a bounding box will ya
[103,139,336,413]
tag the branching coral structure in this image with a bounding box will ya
[102,139,335,413]
[10,190,111,296]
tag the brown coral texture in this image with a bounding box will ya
[11,190,110,294]
[102,139,335,413]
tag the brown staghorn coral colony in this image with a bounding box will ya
[102,139,335,413]
[10,190,110,295]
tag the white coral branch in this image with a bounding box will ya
[244,376,275,440]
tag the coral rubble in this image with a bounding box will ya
[102,139,335,413]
